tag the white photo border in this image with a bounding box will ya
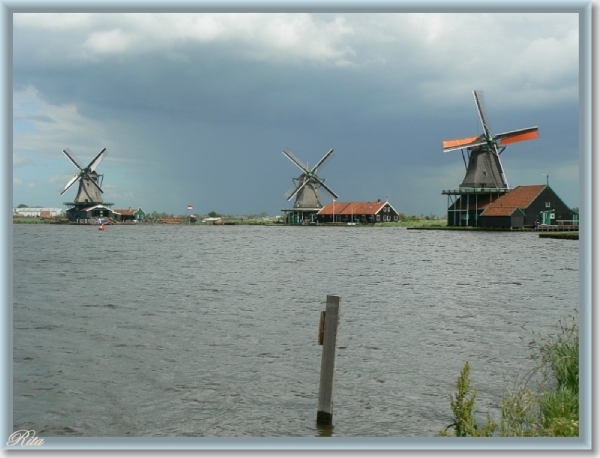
[1,0,593,452]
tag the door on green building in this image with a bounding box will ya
[540,210,554,225]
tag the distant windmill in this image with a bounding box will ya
[60,147,108,203]
[60,147,114,224]
[442,90,539,189]
[283,149,339,208]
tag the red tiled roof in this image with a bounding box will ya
[490,185,545,208]
[318,201,387,216]
[481,206,524,217]
[114,208,137,216]
[480,185,545,217]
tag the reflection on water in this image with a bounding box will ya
[13,225,578,437]
[316,423,334,438]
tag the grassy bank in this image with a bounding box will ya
[12,218,579,238]
[12,217,54,224]
[441,312,579,437]
[13,217,444,227]
[212,218,446,227]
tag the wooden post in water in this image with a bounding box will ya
[317,295,341,426]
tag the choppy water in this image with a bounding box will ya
[12,224,578,437]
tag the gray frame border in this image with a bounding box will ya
[2,0,593,451]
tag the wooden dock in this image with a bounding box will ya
[536,223,579,232]
[539,232,579,240]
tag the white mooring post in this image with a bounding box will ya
[317,294,341,426]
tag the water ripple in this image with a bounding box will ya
[12,225,578,437]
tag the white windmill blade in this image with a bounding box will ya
[472,90,493,139]
[495,152,509,188]
[60,174,81,195]
[312,148,335,172]
[314,176,339,199]
[88,147,108,172]
[485,133,508,187]
[63,147,83,171]
[282,150,309,173]
[284,181,300,200]
[87,174,104,194]
[286,177,310,201]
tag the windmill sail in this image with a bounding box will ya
[496,127,539,146]
[60,147,108,203]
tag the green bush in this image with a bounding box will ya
[441,313,579,437]
[440,361,496,437]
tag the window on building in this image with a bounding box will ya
[394,215,398,221]
[376,214,380,222]
[545,202,551,208]
[483,171,487,178]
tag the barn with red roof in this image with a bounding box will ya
[476,184,578,229]
[317,199,400,224]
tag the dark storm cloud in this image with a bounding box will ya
[12,13,580,215]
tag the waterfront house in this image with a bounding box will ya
[65,204,116,223]
[317,200,400,224]
[113,208,146,222]
[479,184,577,229]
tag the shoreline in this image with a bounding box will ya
[12,219,579,238]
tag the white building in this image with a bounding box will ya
[13,207,63,217]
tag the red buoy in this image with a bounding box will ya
[99,224,105,231]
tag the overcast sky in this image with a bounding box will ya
[13,11,580,216]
